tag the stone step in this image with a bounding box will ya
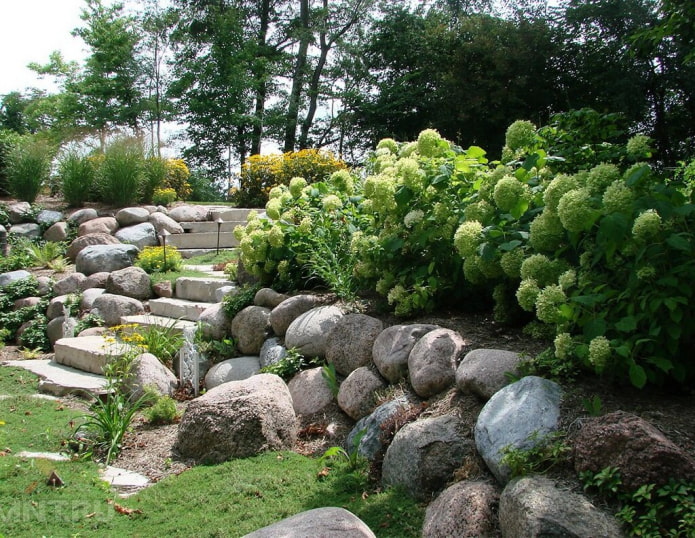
[180,221,246,233]
[149,297,212,321]
[175,276,233,302]
[208,208,257,222]
[3,358,109,396]
[166,231,239,249]
[120,314,197,333]
[100,466,151,498]
[54,336,135,375]
[178,248,218,259]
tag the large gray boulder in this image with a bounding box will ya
[67,232,121,261]
[346,396,411,460]
[231,306,272,355]
[382,414,473,500]
[197,303,230,340]
[106,266,153,300]
[269,294,323,336]
[36,209,63,226]
[456,348,523,400]
[114,222,158,250]
[43,221,69,242]
[78,216,119,236]
[53,273,88,295]
[422,481,500,538]
[259,337,287,368]
[408,328,465,398]
[46,294,74,320]
[67,208,98,224]
[337,366,387,420]
[244,507,376,538]
[125,352,178,400]
[254,287,289,309]
[174,373,297,463]
[7,201,31,223]
[499,476,624,537]
[148,211,184,235]
[284,305,344,358]
[90,293,145,326]
[372,324,439,383]
[76,244,140,275]
[204,357,261,390]
[287,367,334,416]
[84,272,110,289]
[474,376,563,484]
[115,207,150,226]
[9,223,41,238]
[80,288,106,310]
[325,314,383,376]
[168,205,209,222]
[0,270,32,289]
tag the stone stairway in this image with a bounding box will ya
[167,207,254,258]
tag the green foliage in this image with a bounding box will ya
[0,129,22,195]
[221,284,261,319]
[321,429,368,473]
[144,395,179,425]
[98,137,145,206]
[18,316,50,352]
[152,187,177,206]
[74,312,105,334]
[259,348,318,381]
[5,136,54,203]
[187,169,225,202]
[581,467,695,537]
[0,299,48,344]
[582,395,604,416]
[195,333,237,364]
[23,240,67,269]
[136,245,183,273]
[142,156,169,203]
[321,362,340,398]
[500,432,571,478]
[0,236,37,273]
[58,150,96,206]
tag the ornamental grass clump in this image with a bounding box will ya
[5,136,53,203]
[99,137,146,207]
[58,150,96,207]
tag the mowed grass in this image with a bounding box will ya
[185,250,238,266]
[0,366,40,396]
[0,366,425,538]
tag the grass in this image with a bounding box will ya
[185,250,239,266]
[0,366,425,537]
[148,269,212,289]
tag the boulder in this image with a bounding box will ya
[215,285,237,302]
[153,280,173,298]
[53,273,88,295]
[254,287,289,309]
[125,353,178,400]
[244,507,376,538]
[456,349,523,400]
[148,211,184,235]
[80,288,106,311]
[114,222,158,250]
[231,306,271,355]
[67,232,121,261]
[0,269,32,289]
[382,414,473,500]
[43,221,69,242]
[83,272,110,289]
[7,201,32,223]
[67,208,98,225]
[408,328,465,398]
[198,303,230,340]
[269,294,323,336]
[372,324,439,383]
[13,297,42,309]
[46,316,66,346]
[204,357,261,390]
[115,207,150,226]
[9,223,41,238]
[91,293,145,326]
[106,266,153,300]
[499,476,624,537]
[573,410,695,490]
[36,276,53,296]
[475,376,563,484]
[76,244,139,275]
[78,326,108,337]
[46,295,74,320]
[325,314,384,376]
[174,373,297,463]
[259,337,287,368]
[168,205,209,222]
[346,396,411,460]
[78,216,119,236]
[284,305,344,358]
[36,209,63,226]
[422,481,500,538]
[337,366,387,421]
[287,367,334,416]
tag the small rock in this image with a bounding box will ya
[36,276,53,296]
[269,294,323,336]
[456,349,523,400]
[0,269,32,289]
[214,285,237,302]
[337,366,387,420]
[198,303,230,340]
[244,507,376,538]
[115,207,150,226]
[346,396,411,460]
[125,353,178,400]
[7,201,32,223]
[168,205,209,222]
[259,337,287,368]
[408,328,465,398]
[90,293,145,326]
[36,210,63,226]
[422,481,499,538]
[284,305,344,358]
[254,288,289,308]
[372,324,439,383]
[14,297,42,309]
[325,314,383,376]
[152,280,173,298]
[231,306,271,355]
[114,222,158,250]
[53,273,88,296]
[83,272,110,289]
[106,266,153,300]
[67,232,121,261]
[9,223,41,238]
[80,288,106,311]
[204,357,261,389]
[78,216,119,236]
[287,367,334,416]
[148,212,184,235]
[76,244,140,276]
[43,222,69,242]
[67,208,98,225]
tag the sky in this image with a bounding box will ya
[0,0,89,96]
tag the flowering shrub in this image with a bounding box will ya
[164,158,192,200]
[135,245,183,273]
[152,187,177,206]
[233,149,348,207]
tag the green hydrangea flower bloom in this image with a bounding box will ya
[298,216,312,235]
[626,134,652,160]
[500,249,525,278]
[493,176,530,212]
[233,224,246,241]
[454,221,483,257]
[586,163,620,195]
[505,120,537,151]
[268,225,284,248]
[322,194,343,211]
[289,177,307,197]
[404,209,424,228]
[558,269,577,291]
[397,158,424,191]
[557,188,594,232]
[463,256,485,284]
[554,332,574,361]
[543,174,578,213]
[417,129,443,157]
[399,141,418,158]
[268,186,284,200]
[330,170,354,195]
[265,198,282,220]
[588,336,611,372]
[535,284,567,324]
[477,255,503,279]
[602,180,634,215]
[464,200,494,224]
[529,210,564,252]
[516,278,540,312]
[520,254,558,287]
[632,209,661,241]
[376,138,399,154]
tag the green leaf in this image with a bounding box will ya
[571,294,605,307]
[499,240,522,252]
[629,364,647,388]
[645,357,673,373]
[394,185,414,207]
[466,145,487,161]
[454,155,471,172]
[625,164,650,187]
[382,236,404,253]
[510,199,529,220]
[583,318,607,339]
[666,233,691,252]
[615,316,637,332]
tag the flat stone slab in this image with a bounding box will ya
[120,314,197,333]
[149,297,212,321]
[17,451,70,461]
[3,359,108,396]
[54,336,134,375]
[100,466,151,497]
[166,231,239,249]
[180,221,246,233]
[175,276,234,302]
[208,208,256,221]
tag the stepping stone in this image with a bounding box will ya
[3,359,108,397]
[120,314,197,334]
[100,466,151,497]
[17,451,69,461]
[180,221,246,233]
[208,208,257,221]
[166,231,239,250]
[149,297,212,321]
[175,276,234,302]
[54,336,135,375]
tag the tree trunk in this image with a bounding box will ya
[251,0,271,155]
[284,0,310,152]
